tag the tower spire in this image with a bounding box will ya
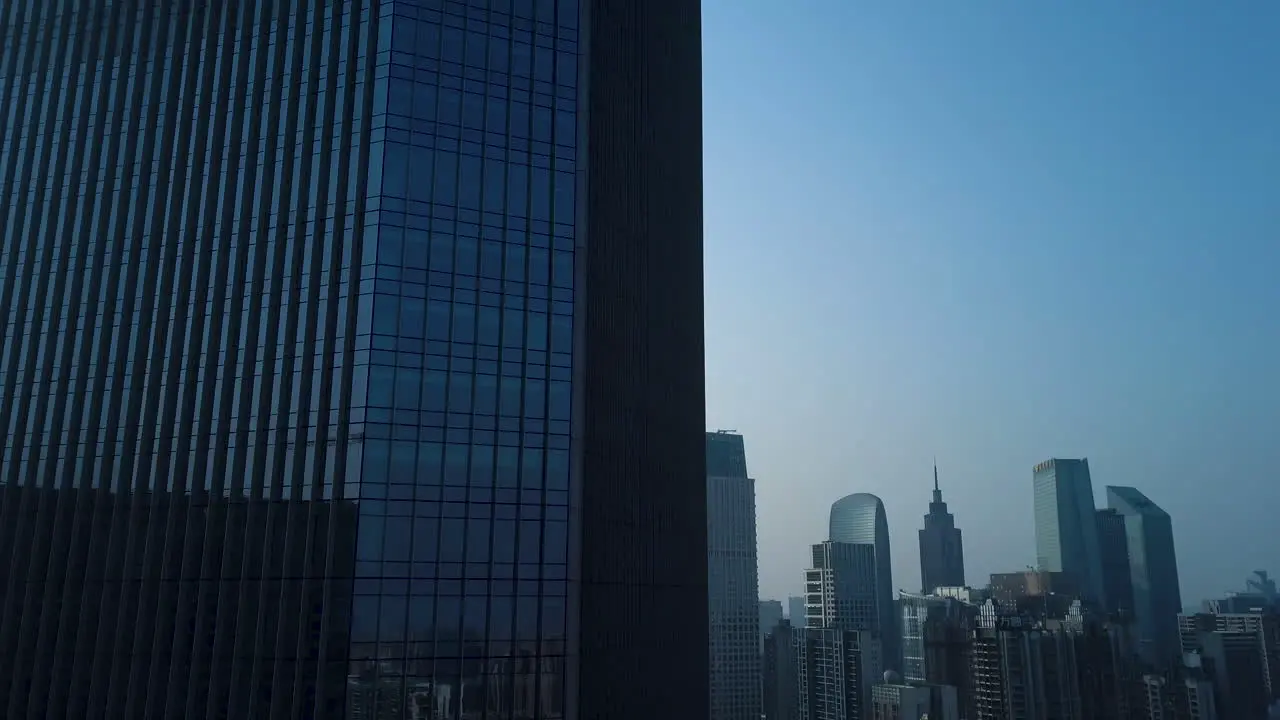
[932,459,942,503]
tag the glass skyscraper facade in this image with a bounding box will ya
[0,0,707,718]
[827,492,898,670]
[1032,458,1106,607]
[706,431,761,720]
[1107,485,1183,664]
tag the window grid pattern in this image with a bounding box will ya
[344,0,578,717]
[0,0,376,717]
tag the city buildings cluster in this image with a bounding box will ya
[710,439,1280,720]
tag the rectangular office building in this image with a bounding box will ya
[0,1,707,718]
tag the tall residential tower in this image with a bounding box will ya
[707,431,762,720]
[1033,458,1106,606]
[0,1,708,718]
[919,464,965,593]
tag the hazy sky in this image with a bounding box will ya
[701,1,1280,607]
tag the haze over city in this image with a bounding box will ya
[701,0,1280,605]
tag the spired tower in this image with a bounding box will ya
[919,464,966,593]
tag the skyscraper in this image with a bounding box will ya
[0,1,707,718]
[760,599,784,651]
[829,492,898,670]
[1108,486,1183,663]
[1097,508,1136,617]
[707,431,762,720]
[1033,458,1106,606]
[918,464,965,593]
[789,595,808,628]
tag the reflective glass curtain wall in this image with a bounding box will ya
[0,0,707,717]
[350,0,578,716]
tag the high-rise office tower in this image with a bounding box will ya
[1033,458,1106,606]
[1097,508,1136,619]
[763,621,798,720]
[918,464,965,593]
[760,599,784,651]
[0,2,707,718]
[789,595,808,628]
[830,492,898,670]
[707,431,762,720]
[1108,485,1183,663]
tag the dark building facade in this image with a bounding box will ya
[899,592,976,712]
[1107,485,1183,664]
[0,1,706,718]
[794,627,873,720]
[1097,508,1136,618]
[918,465,965,594]
[763,620,798,720]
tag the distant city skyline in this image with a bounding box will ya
[750,454,1262,609]
[703,0,1280,612]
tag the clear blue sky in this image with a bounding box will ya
[701,1,1280,606]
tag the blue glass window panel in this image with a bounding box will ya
[426,300,451,341]
[440,519,465,562]
[483,159,506,211]
[473,374,498,415]
[369,366,395,407]
[384,517,412,562]
[466,518,491,562]
[498,375,521,416]
[544,521,567,564]
[527,312,547,351]
[429,234,454,272]
[507,164,528,216]
[390,441,417,482]
[520,448,543,487]
[477,306,500,345]
[413,82,437,118]
[378,225,404,264]
[448,372,472,413]
[470,444,495,485]
[364,441,391,482]
[546,448,568,490]
[452,303,476,344]
[407,145,434,203]
[533,106,552,142]
[413,519,440,564]
[554,171,574,221]
[439,87,461,125]
[530,166,551,221]
[493,519,516,563]
[423,370,448,412]
[384,143,408,197]
[528,247,549,284]
[510,100,530,138]
[496,447,519,487]
[551,250,573,288]
[417,442,443,482]
[518,521,541,563]
[502,308,523,348]
[523,379,545,419]
[357,514,384,561]
[455,236,478,276]
[459,155,482,210]
[444,444,468,485]
[416,21,441,58]
[433,151,458,204]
